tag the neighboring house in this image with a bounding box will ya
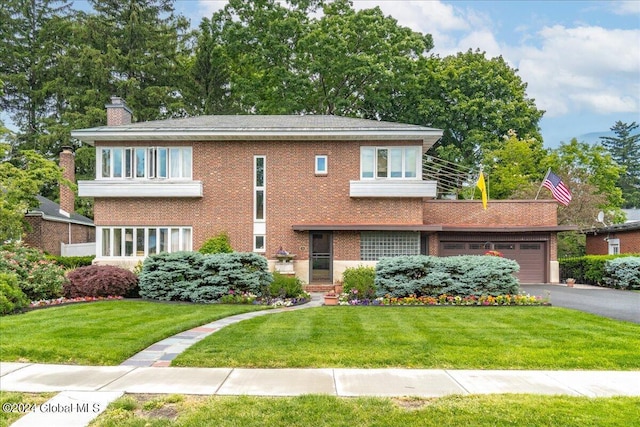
[24,196,95,256]
[585,223,640,255]
[73,97,567,284]
[23,147,95,256]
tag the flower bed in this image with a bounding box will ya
[218,290,311,307]
[337,291,550,306]
[29,295,124,309]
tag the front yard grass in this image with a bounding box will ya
[90,394,640,427]
[173,306,640,370]
[0,300,266,365]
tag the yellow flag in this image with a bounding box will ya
[477,172,487,210]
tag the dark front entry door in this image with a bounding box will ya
[310,232,332,282]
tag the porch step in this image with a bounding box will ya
[304,284,335,293]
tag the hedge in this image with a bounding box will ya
[559,254,640,286]
[375,255,519,298]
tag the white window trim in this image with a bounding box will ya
[360,146,422,180]
[97,146,192,180]
[254,155,266,223]
[97,226,193,258]
[315,155,328,175]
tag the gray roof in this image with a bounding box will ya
[71,114,443,148]
[584,221,640,235]
[26,196,94,227]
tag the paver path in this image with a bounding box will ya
[121,293,325,367]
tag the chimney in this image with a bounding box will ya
[105,96,132,126]
[59,146,75,216]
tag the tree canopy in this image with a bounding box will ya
[600,121,640,208]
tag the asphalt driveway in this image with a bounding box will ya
[521,284,640,324]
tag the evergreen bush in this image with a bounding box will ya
[0,243,65,301]
[604,257,640,290]
[375,255,519,298]
[138,251,205,301]
[65,265,139,298]
[268,272,304,298]
[342,265,376,298]
[199,232,233,254]
[0,273,30,315]
[197,252,273,303]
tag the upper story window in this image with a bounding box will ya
[315,155,328,175]
[99,147,192,180]
[360,146,421,179]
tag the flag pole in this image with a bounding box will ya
[535,168,551,200]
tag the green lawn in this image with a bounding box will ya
[89,394,640,427]
[0,392,55,427]
[0,301,266,365]
[173,306,640,370]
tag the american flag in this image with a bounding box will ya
[542,171,572,206]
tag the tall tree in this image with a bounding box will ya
[84,0,192,122]
[0,0,73,155]
[543,138,625,227]
[415,49,544,168]
[600,121,640,208]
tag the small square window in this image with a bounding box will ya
[315,155,328,175]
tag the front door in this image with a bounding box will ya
[310,232,332,282]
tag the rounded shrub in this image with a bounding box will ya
[65,265,139,298]
[268,272,304,298]
[604,257,640,290]
[342,265,376,298]
[138,251,205,301]
[0,243,65,301]
[199,232,233,254]
[0,273,30,315]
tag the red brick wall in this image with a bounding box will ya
[94,139,424,259]
[423,200,557,226]
[59,148,75,214]
[23,216,95,255]
[586,229,640,255]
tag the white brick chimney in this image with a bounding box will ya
[105,96,132,126]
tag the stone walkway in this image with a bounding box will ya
[121,293,325,367]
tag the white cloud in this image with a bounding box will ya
[511,25,640,117]
[612,0,640,15]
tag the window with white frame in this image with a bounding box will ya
[99,226,192,257]
[360,231,420,260]
[99,147,192,179]
[315,155,328,175]
[254,156,266,252]
[360,146,421,179]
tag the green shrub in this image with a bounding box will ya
[65,265,139,298]
[0,243,66,301]
[0,273,30,315]
[268,272,304,298]
[199,232,233,254]
[375,255,519,298]
[138,251,273,303]
[45,255,95,269]
[139,251,205,301]
[560,254,640,285]
[342,266,376,298]
[604,257,640,290]
[197,253,273,303]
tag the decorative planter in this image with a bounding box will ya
[324,294,339,306]
[566,278,575,287]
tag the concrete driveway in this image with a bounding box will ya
[521,284,640,324]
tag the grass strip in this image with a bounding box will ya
[90,394,640,427]
[173,306,640,369]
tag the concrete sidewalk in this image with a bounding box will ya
[2,362,640,426]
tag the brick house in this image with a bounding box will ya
[23,147,95,256]
[74,97,566,284]
[585,223,640,255]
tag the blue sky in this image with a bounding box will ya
[179,0,640,148]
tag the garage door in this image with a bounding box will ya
[440,242,546,283]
